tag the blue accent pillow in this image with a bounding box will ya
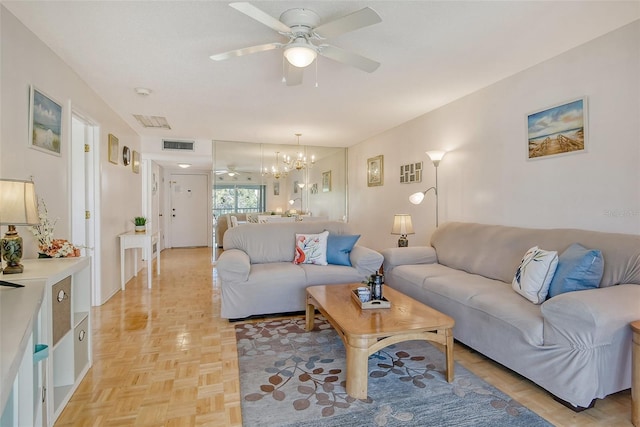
[326,234,360,266]
[547,243,604,298]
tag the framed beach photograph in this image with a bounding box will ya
[367,155,384,187]
[322,171,331,192]
[132,150,140,173]
[108,134,119,164]
[29,86,62,156]
[527,97,587,160]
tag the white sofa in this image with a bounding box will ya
[218,221,383,319]
[382,222,640,408]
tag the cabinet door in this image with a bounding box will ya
[51,277,71,346]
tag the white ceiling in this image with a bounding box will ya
[4,1,639,152]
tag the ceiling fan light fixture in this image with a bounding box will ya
[284,41,317,68]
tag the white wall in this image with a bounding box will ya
[1,7,143,304]
[349,21,640,252]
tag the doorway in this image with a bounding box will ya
[71,112,101,306]
[170,173,209,247]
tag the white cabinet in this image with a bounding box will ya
[0,257,91,426]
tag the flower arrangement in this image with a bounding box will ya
[30,199,81,258]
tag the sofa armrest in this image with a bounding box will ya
[217,249,251,283]
[541,284,640,347]
[350,246,383,277]
[381,246,438,273]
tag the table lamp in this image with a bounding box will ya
[391,214,414,247]
[0,179,39,274]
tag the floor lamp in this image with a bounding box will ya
[409,151,446,227]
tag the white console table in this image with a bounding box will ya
[118,230,160,290]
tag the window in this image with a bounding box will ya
[213,184,265,219]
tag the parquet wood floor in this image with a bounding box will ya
[55,247,632,426]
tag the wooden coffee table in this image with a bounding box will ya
[305,283,455,399]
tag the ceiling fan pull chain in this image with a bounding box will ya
[315,58,319,88]
[281,55,286,84]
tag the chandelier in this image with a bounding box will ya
[263,151,289,179]
[283,133,315,171]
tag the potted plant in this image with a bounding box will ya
[134,216,147,233]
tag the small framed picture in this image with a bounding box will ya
[310,183,318,194]
[367,155,383,187]
[527,97,587,160]
[273,181,280,196]
[29,86,62,156]
[108,134,119,164]
[132,150,140,173]
[293,180,299,193]
[322,171,331,192]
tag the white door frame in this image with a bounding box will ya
[70,109,101,306]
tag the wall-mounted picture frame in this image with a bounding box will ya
[293,180,299,193]
[273,181,280,196]
[310,183,318,194]
[29,85,62,156]
[108,134,119,164]
[322,171,331,192]
[400,161,422,183]
[367,155,384,187]
[132,150,140,173]
[527,97,587,160]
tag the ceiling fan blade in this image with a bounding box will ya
[319,44,380,73]
[229,2,292,34]
[313,7,381,39]
[284,62,303,86]
[210,42,282,61]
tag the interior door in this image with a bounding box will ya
[170,173,208,247]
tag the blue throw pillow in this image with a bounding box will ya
[547,243,604,298]
[326,234,360,266]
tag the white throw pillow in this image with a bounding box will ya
[293,231,329,265]
[512,246,558,304]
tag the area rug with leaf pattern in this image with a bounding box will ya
[235,316,553,427]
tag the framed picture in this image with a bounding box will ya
[367,155,384,187]
[108,134,119,164]
[123,146,131,166]
[400,161,422,184]
[310,183,318,194]
[132,150,140,173]
[293,180,299,193]
[527,97,587,160]
[273,181,280,196]
[322,171,331,192]
[29,86,62,156]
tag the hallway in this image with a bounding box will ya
[56,248,241,426]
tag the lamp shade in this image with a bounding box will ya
[0,179,39,225]
[426,150,446,166]
[391,214,415,235]
[409,192,425,205]
[284,40,317,68]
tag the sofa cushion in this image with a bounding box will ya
[547,243,604,298]
[512,246,558,304]
[326,234,360,266]
[294,231,329,265]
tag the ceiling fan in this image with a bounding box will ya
[210,2,382,85]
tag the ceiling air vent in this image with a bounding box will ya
[133,114,171,129]
[162,140,195,151]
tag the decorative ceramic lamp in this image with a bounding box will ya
[0,179,39,274]
[391,214,414,247]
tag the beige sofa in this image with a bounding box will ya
[381,222,640,408]
[215,213,248,248]
[218,221,383,319]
